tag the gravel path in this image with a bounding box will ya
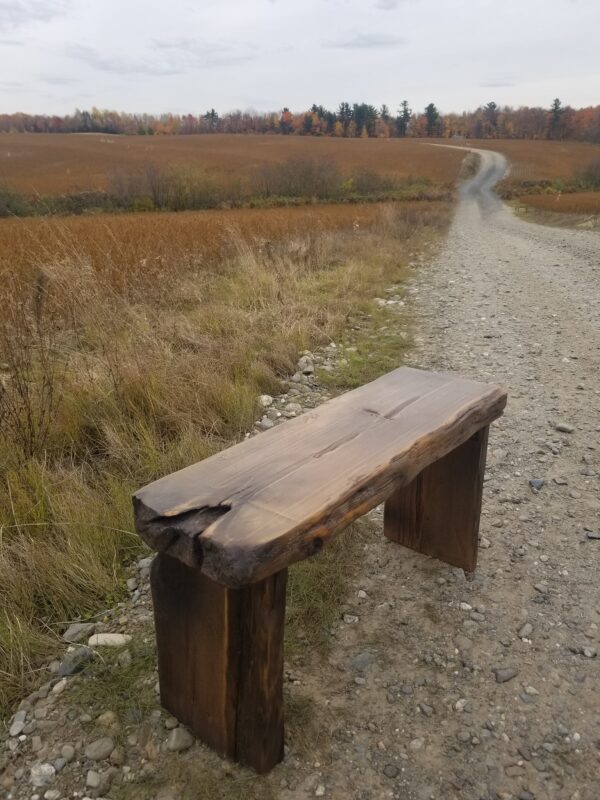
[2,150,598,800]
[308,149,600,800]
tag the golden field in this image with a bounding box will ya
[0,201,436,280]
[456,138,600,182]
[519,190,600,215]
[0,133,466,194]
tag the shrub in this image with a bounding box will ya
[251,156,343,200]
[578,157,600,188]
[0,185,31,217]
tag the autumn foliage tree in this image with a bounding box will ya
[1,99,600,142]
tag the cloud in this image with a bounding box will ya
[153,37,256,68]
[66,45,183,76]
[67,39,255,76]
[41,74,77,85]
[0,80,25,90]
[0,38,24,45]
[374,0,400,9]
[0,1,67,31]
[326,33,405,49]
[480,79,516,88]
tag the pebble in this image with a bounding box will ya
[555,422,575,433]
[86,769,101,788]
[9,709,27,737]
[62,622,96,643]
[529,478,544,490]
[343,614,359,624]
[383,764,399,778]
[493,667,519,683]
[298,355,315,374]
[166,727,194,752]
[30,763,55,788]
[58,646,94,677]
[84,736,115,761]
[110,745,126,766]
[518,622,533,639]
[87,633,132,647]
[60,744,75,762]
[350,652,376,671]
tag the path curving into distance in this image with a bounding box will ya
[305,147,600,799]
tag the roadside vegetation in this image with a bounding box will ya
[0,195,452,711]
[0,157,449,217]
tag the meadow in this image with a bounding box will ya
[0,160,453,710]
[0,133,465,195]
[459,138,600,183]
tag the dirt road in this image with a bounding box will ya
[296,148,600,800]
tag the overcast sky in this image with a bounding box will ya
[1,0,598,116]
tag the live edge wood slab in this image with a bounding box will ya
[133,366,507,773]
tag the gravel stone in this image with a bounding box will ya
[84,736,115,761]
[166,727,194,752]
[493,667,519,683]
[87,633,132,647]
[30,762,55,787]
[62,622,96,643]
[57,646,94,677]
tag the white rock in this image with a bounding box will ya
[167,727,194,752]
[30,763,56,788]
[86,769,101,788]
[88,633,132,647]
[259,394,273,407]
[9,709,27,737]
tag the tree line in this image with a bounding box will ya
[1,99,599,142]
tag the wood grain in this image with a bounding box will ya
[150,554,287,772]
[135,367,507,587]
[384,426,489,571]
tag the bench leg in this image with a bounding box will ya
[384,426,489,572]
[150,553,287,773]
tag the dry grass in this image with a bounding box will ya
[448,139,600,182]
[519,191,600,215]
[0,201,436,278]
[0,134,466,194]
[0,200,452,711]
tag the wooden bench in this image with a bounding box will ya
[133,366,507,773]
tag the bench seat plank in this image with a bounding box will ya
[134,367,507,587]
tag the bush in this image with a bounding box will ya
[578,157,600,188]
[0,185,31,217]
[251,156,343,200]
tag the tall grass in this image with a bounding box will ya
[0,201,451,710]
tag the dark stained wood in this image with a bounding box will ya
[236,568,287,771]
[150,554,240,757]
[135,367,507,587]
[384,426,490,572]
[150,554,286,773]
